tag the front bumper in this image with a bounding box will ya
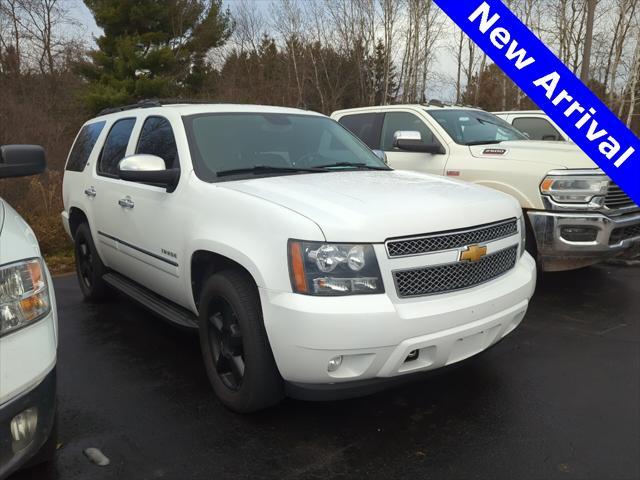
[528,209,640,271]
[0,367,56,479]
[260,253,536,397]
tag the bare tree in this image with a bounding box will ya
[580,0,597,82]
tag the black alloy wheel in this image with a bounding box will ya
[207,298,246,391]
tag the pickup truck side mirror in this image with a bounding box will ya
[393,131,445,155]
[118,154,180,192]
[0,145,46,179]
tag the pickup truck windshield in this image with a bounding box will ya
[183,113,388,181]
[426,109,527,146]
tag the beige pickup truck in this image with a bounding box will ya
[332,104,640,271]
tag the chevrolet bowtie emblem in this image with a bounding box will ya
[459,244,487,262]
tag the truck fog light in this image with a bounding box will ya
[560,226,598,242]
[327,355,343,372]
[10,407,38,452]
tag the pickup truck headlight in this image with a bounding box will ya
[0,259,51,337]
[288,240,384,295]
[540,174,609,204]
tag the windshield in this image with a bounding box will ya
[183,113,388,181]
[426,109,527,145]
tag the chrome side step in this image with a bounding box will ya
[103,272,198,330]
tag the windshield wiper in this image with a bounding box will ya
[464,140,504,146]
[313,162,390,171]
[216,165,321,177]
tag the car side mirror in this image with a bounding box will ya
[0,145,46,179]
[372,149,388,164]
[542,134,557,141]
[118,154,180,192]
[393,131,445,155]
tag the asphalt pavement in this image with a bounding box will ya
[11,265,640,480]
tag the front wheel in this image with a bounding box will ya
[198,270,283,413]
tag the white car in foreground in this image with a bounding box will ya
[0,145,57,477]
[332,105,640,272]
[61,102,536,412]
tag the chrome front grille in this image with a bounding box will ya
[386,218,517,257]
[393,246,518,298]
[605,183,636,209]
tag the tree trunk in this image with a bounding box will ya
[579,0,596,82]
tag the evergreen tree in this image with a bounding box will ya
[372,39,396,105]
[80,0,232,112]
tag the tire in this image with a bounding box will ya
[198,269,283,413]
[74,223,112,301]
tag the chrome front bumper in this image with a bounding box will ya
[528,209,640,271]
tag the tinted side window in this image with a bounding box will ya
[512,117,562,141]
[136,116,179,169]
[381,112,437,150]
[98,118,136,176]
[66,121,106,172]
[339,113,383,149]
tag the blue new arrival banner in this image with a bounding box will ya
[433,0,640,205]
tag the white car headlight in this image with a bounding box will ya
[540,174,609,204]
[0,258,51,337]
[288,241,384,295]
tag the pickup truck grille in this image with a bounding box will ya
[393,246,518,297]
[605,183,636,210]
[386,218,517,257]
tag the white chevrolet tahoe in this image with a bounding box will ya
[332,105,640,271]
[61,102,536,412]
[0,145,57,477]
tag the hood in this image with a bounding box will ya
[219,170,521,242]
[469,140,597,169]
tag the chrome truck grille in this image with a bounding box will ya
[386,218,517,257]
[393,246,518,298]
[605,183,637,210]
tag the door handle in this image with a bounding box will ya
[84,187,97,198]
[118,197,135,209]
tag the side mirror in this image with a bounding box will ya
[393,131,445,155]
[0,145,46,179]
[372,149,388,164]
[118,154,179,192]
[542,134,558,141]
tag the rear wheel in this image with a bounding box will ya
[198,270,283,413]
[74,223,112,301]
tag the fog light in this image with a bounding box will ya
[405,350,419,362]
[560,226,598,242]
[327,356,343,372]
[10,407,38,452]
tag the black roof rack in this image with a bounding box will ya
[97,98,216,116]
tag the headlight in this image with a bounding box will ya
[518,216,526,257]
[540,174,609,204]
[288,240,384,295]
[0,259,51,337]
